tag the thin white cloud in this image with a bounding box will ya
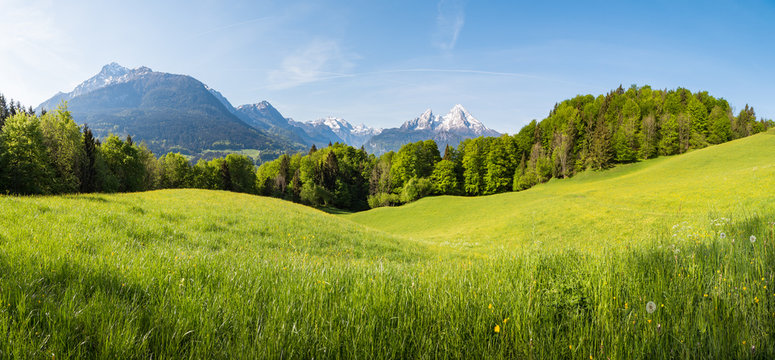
[267,40,357,89]
[0,0,77,105]
[433,0,465,51]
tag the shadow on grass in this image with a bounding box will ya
[61,194,110,203]
[317,206,354,215]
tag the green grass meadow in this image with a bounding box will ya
[1,130,774,358]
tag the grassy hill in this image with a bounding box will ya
[347,129,775,253]
[0,131,773,358]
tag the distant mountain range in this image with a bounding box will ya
[36,63,301,160]
[364,105,500,154]
[37,63,501,159]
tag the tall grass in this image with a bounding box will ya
[0,190,773,359]
[1,131,773,358]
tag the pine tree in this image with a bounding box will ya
[639,114,657,159]
[220,161,232,191]
[275,154,290,194]
[322,151,338,191]
[81,125,98,192]
[442,144,453,161]
[658,114,679,156]
[290,168,302,201]
[0,94,8,127]
[677,113,691,153]
[309,144,318,155]
[588,118,612,169]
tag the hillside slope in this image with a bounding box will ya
[346,129,775,252]
[1,143,773,357]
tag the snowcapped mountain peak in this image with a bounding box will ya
[353,123,382,136]
[401,108,438,130]
[310,116,353,132]
[254,100,272,110]
[236,100,276,113]
[437,104,487,133]
[99,62,130,76]
[394,104,497,136]
[70,63,155,98]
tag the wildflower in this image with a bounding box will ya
[624,302,628,309]
[503,317,509,324]
[488,303,493,309]
[750,235,756,243]
[720,232,726,239]
[569,345,572,350]
[648,319,652,324]
[646,301,656,313]
[494,325,500,333]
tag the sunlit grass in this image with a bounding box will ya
[0,130,773,358]
[346,130,775,253]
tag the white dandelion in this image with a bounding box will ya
[750,235,756,244]
[646,301,657,314]
[719,232,726,239]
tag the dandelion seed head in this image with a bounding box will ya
[646,301,657,313]
[750,235,756,243]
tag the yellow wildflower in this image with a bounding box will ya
[494,325,500,333]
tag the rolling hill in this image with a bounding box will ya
[346,129,775,252]
[0,130,773,358]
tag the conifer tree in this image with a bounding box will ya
[220,160,232,191]
[588,118,612,169]
[658,114,679,156]
[81,125,98,192]
[322,151,338,191]
[442,144,453,161]
[290,168,302,201]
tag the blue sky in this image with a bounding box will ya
[1,0,773,133]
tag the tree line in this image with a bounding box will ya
[1,86,772,211]
[255,85,772,210]
[0,98,260,196]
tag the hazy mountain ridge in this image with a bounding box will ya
[37,63,501,158]
[36,64,302,158]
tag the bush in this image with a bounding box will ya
[367,192,402,208]
[400,177,433,203]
